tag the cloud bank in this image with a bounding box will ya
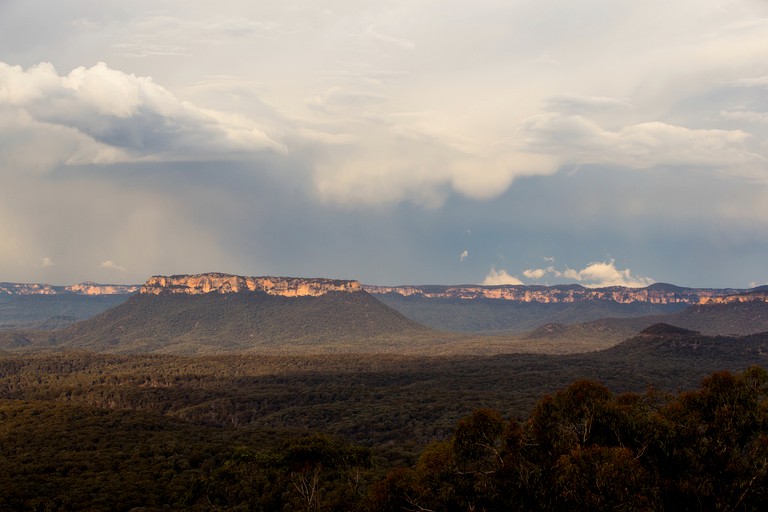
[521,260,655,288]
[0,61,283,168]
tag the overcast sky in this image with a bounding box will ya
[1,0,768,288]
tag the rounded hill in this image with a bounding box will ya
[53,289,432,355]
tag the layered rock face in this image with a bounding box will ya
[362,284,761,305]
[0,282,139,295]
[64,282,141,295]
[699,292,768,305]
[0,283,57,295]
[140,273,362,297]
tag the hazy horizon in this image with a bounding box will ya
[2,1,768,289]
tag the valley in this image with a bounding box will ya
[3,272,768,354]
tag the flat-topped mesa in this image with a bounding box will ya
[140,273,362,297]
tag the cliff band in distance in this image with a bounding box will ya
[140,273,362,297]
[363,283,768,305]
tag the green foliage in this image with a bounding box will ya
[377,367,768,512]
[1,347,768,510]
[44,291,431,354]
[188,435,375,511]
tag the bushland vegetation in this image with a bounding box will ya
[1,326,768,510]
[371,367,768,511]
[2,365,768,510]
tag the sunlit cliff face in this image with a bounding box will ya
[699,292,768,305]
[0,282,139,295]
[4,276,765,305]
[65,282,140,295]
[363,285,767,305]
[0,283,57,295]
[140,273,362,297]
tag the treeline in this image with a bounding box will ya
[372,367,768,511]
[2,367,768,510]
[189,367,768,511]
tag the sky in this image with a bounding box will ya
[1,0,768,289]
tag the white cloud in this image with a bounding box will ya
[522,267,551,280]
[562,260,654,288]
[41,257,54,267]
[517,113,758,171]
[517,259,654,288]
[459,250,468,262]
[100,260,127,273]
[311,113,560,207]
[0,61,284,169]
[482,267,523,286]
[4,1,767,212]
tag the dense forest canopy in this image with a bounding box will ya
[1,351,768,510]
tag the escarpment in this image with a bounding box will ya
[140,273,362,297]
[362,283,762,305]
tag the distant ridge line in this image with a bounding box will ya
[0,282,140,296]
[362,283,764,305]
[2,272,766,305]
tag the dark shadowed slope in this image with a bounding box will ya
[520,298,768,351]
[371,294,687,334]
[49,290,433,355]
[586,323,768,391]
[0,294,134,330]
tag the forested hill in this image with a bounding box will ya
[47,290,432,354]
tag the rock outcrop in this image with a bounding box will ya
[0,282,139,295]
[140,273,362,297]
[362,283,758,305]
[0,283,57,295]
[4,275,765,305]
[699,292,768,305]
[64,282,141,295]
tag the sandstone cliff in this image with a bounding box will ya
[0,282,139,295]
[362,283,762,305]
[699,292,768,305]
[0,283,57,295]
[64,282,141,295]
[140,273,362,297]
